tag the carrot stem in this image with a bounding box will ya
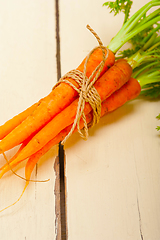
[107,1,160,53]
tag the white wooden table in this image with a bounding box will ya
[0,1,160,239]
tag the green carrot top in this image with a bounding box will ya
[103,0,160,53]
[104,0,160,129]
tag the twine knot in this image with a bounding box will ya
[57,25,109,144]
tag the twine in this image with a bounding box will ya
[55,25,109,144]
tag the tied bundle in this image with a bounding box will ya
[0,0,160,212]
[57,25,109,143]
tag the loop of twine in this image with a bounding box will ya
[55,25,109,144]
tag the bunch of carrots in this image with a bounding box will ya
[0,0,160,211]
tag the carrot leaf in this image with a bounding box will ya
[140,83,160,98]
[156,114,160,131]
[156,126,160,131]
[132,61,160,91]
[103,0,133,23]
[156,114,160,120]
[106,1,160,53]
[126,31,160,69]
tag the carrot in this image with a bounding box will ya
[24,116,93,180]
[0,1,159,213]
[100,77,141,114]
[0,48,115,152]
[0,102,39,140]
[0,1,158,155]
[0,77,141,213]
[0,125,43,173]
[0,59,132,168]
[0,143,25,171]
[0,77,140,179]
[26,77,141,172]
[0,134,33,171]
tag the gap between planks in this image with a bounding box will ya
[54,0,68,239]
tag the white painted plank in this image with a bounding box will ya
[60,0,160,239]
[0,1,57,239]
[0,0,160,239]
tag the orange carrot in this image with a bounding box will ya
[0,126,42,171]
[25,77,141,177]
[0,134,32,171]
[0,102,40,140]
[0,59,132,167]
[0,48,115,152]
[1,78,141,213]
[24,77,142,158]
[0,77,141,178]
[0,144,25,171]
[100,77,141,115]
